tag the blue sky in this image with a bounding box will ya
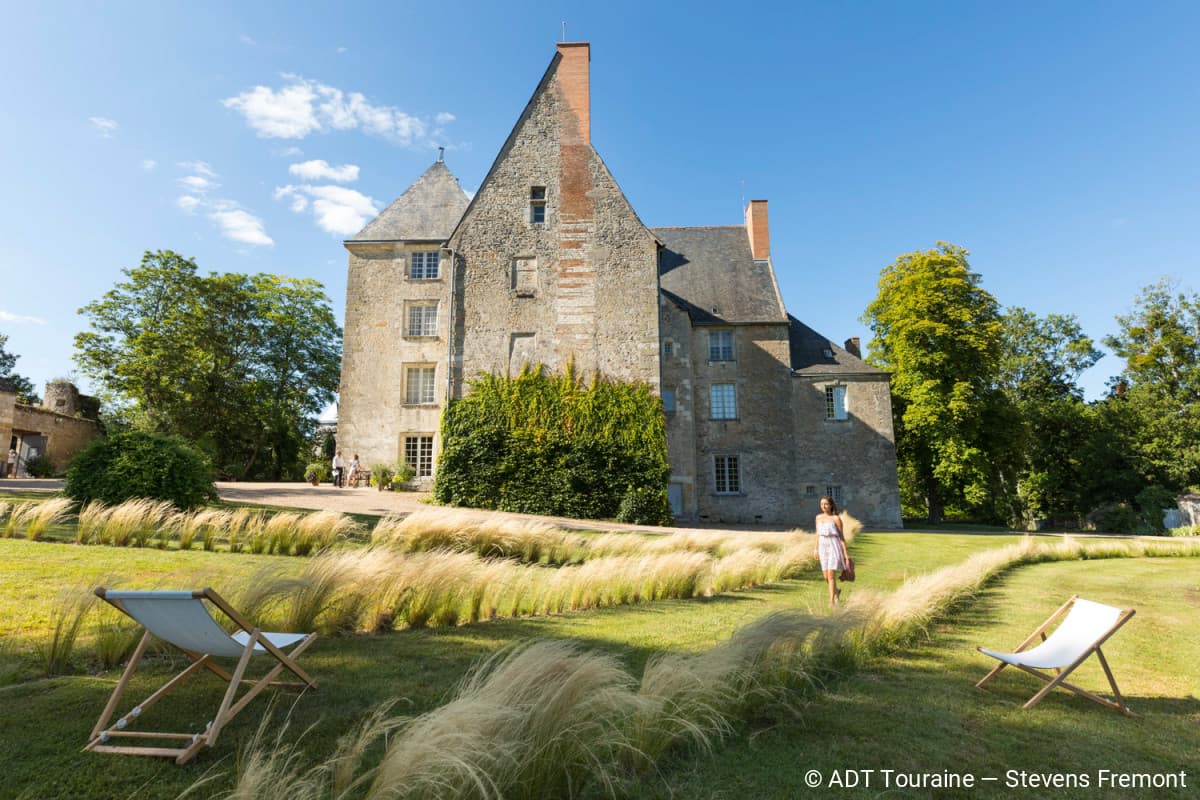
[1,1,1197,406]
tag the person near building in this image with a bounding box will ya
[332,450,345,488]
[814,495,850,607]
[6,447,16,478]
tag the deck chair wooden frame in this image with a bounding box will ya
[976,595,1135,715]
[85,587,318,764]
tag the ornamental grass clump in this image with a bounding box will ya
[98,498,174,547]
[2,501,32,538]
[37,585,93,676]
[22,497,74,541]
[368,640,642,800]
[294,510,360,556]
[91,605,142,670]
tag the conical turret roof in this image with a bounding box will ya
[352,159,470,242]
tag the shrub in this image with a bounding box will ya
[1135,485,1176,534]
[304,462,329,484]
[434,365,671,523]
[616,485,673,526]
[64,431,216,510]
[23,454,56,478]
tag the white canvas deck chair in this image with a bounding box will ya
[976,595,1135,715]
[86,587,318,764]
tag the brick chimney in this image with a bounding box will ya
[844,337,862,358]
[556,42,590,145]
[745,199,769,260]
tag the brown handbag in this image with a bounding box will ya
[840,558,855,582]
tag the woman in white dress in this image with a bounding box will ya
[814,496,850,607]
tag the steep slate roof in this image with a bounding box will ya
[787,315,885,374]
[654,226,787,325]
[352,160,470,242]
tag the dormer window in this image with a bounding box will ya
[529,187,546,223]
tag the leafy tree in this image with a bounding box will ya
[74,250,341,479]
[997,308,1104,522]
[0,333,39,404]
[1103,278,1200,491]
[862,243,1017,523]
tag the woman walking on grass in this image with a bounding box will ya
[815,496,850,607]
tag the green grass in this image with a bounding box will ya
[0,532,1195,798]
[631,557,1200,800]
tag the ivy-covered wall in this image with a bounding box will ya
[433,366,672,524]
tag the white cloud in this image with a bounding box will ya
[336,46,347,54]
[435,112,456,125]
[240,34,257,46]
[179,160,217,178]
[0,310,46,325]
[142,159,157,170]
[210,203,273,246]
[90,116,118,137]
[274,146,304,158]
[222,82,321,139]
[288,159,359,182]
[223,76,448,148]
[275,183,379,235]
[178,175,217,192]
[176,195,201,212]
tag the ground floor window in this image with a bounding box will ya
[825,484,844,506]
[404,435,435,478]
[714,454,740,494]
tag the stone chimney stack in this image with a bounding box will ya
[844,337,862,358]
[745,199,770,260]
[556,42,590,145]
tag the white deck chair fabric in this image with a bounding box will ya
[104,591,308,657]
[975,595,1134,715]
[978,598,1124,669]
[87,587,318,764]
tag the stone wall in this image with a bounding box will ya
[449,57,661,395]
[789,373,903,528]
[339,241,449,471]
[11,404,100,472]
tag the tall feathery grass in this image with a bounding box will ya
[371,506,837,567]
[207,534,1200,799]
[20,498,74,541]
[37,585,94,676]
[242,535,817,636]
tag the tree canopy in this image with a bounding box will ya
[1103,278,1200,491]
[74,250,341,479]
[0,333,39,404]
[862,243,1015,522]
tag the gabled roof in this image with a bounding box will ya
[788,315,885,375]
[655,226,787,324]
[351,160,470,242]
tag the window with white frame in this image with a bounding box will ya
[409,251,440,280]
[404,365,436,405]
[404,435,435,478]
[714,455,740,494]
[708,329,734,361]
[825,385,847,420]
[529,187,546,223]
[512,257,537,297]
[710,383,737,420]
[825,485,844,506]
[662,389,676,415]
[406,303,438,337]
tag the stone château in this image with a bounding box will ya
[338,42,903,527]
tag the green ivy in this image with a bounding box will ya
[433,365,672,525]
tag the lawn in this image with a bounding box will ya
[0,524,1195,799]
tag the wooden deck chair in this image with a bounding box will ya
[86,587,318,764]
[976,595,1135,715]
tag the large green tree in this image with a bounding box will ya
[997,308,1107,521]
[74,250,341,479]
[862,243,1017,523]
[0,333,39,404]
[1103,277,1200,491]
